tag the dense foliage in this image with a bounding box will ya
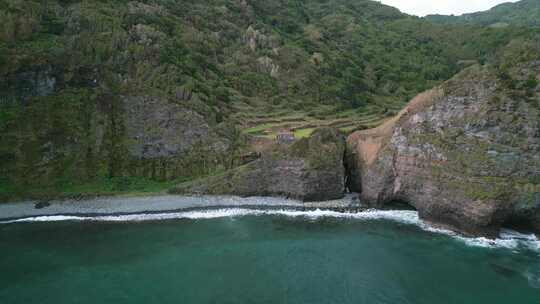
[426,0,540,28]
[0,0,538,200]
[1,0,534,112]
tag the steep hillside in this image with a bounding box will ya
[426,0,540,28]
[347,38,540,235]
[0,0,537,200]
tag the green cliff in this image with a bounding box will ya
[0,0,538,201]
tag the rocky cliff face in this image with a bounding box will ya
[171,128,346,202]
[0,66,57,103]
[347,64,540,236]
[0,92,236,195]
[121,96,232,179]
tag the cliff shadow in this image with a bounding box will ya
[381,199,417,211]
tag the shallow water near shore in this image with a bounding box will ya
[1,208,539,304]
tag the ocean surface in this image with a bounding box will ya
[1,208,539,304]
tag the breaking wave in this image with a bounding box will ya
[2,208,540,252]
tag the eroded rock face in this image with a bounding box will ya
[119,96,232,180]
[123,96,228,159]
[0,91,237,194]
[0,66,57,103]
[171,128,346,202]
[347,65,540,236]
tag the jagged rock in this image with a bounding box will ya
[347,65,540,236]
[244,26,277,52]
[257,56,280,78]
[123,96,228,159]
[171,128,346,202]
[175,86,193,101]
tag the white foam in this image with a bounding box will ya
[525,268,540,289]
[1,209,263,223]
[3,208,540,253]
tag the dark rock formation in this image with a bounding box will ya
[123,96,229,159]
[0,92,236,191]
[0,66,57,104]
[171,128,346,202]
[347,64,540,236]
[119,96,234,180]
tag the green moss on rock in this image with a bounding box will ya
[170,128,346,202]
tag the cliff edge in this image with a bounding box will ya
[347,63,540,236]
[171,128,346,202]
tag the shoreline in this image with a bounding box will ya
[2,193,537,242]
[2,196,539,253]
[2,194,539,252]
[0,194,363,222]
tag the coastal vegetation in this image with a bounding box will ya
[0,0,538,201]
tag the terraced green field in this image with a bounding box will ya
[233,101,401,139]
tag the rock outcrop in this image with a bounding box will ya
[171,128,346,202]
[123,96,229,159]
[119,96,233,180]
[0,92,236,193]
[347,64,540,236]
[0,66,57,103]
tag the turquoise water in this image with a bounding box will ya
[1,209,539,304]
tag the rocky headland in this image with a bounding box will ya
[170,128,346,202]
[347,63,540,236]
[172,62,540,238]
[1,0,539,239]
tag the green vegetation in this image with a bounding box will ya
[426,0,540,28]
[294,128,315,139]
[0,175,180,202]
[0,0,538,201]
[240,107,387,139]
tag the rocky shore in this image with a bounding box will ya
[167,62,540,238]
[2,58,538,240]
[346,64,540,237]
[0,194,363,222]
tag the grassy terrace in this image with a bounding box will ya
[234,101,401,139]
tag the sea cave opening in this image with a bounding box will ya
[500,214,539,236]
[383,199,417,211]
